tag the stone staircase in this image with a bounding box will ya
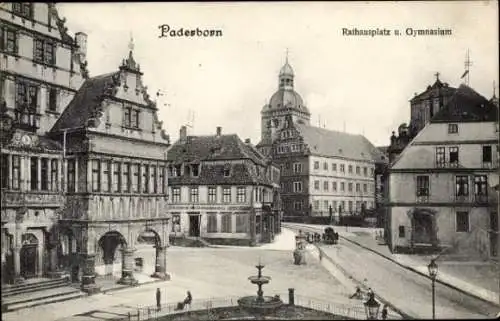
[1,277,86,312]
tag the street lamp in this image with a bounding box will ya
[427,259,438,319]
[364,291,380,320]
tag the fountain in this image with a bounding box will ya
[237,262,284,318]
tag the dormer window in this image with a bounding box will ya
[223,164,231,177]
[173,165,181,177]
[192,164,200,177]
[184,164,191,176]
[123,105,140,129]
[448,123,458,134]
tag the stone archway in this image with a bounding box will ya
[407,208,438,248]
[98,231,127,276]
[20,233,38,279]
[137,227,168,280]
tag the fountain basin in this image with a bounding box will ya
[248,275,271,284]
[237,295,284,316]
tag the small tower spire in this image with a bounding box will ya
[285,48,289,64]
[434,72,440,81]
[129,32,135,53]
[493,81,497,98]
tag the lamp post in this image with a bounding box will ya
[427,259,438,319]
[364,291,380,320]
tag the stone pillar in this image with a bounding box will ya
[37,157,41,190]
[74,158,79,193]
[13,246,23,284]
[7,154,12,189]
[80,253,100,294]
[47,158,52,191]
[47,240,65,279]
[117,247,138,285]
[151,245,169,280]
[288,288,295,306]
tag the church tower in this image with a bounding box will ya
[257,54,311,156]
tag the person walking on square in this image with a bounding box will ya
[156,288,161,311]
[183,290,192,310]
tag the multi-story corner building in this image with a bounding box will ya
[388,84,499,258]
[1,2,87,284]
[256,58,385,221]
[388,75,457,163]
[166,126,281,246]
[1,3,172,293]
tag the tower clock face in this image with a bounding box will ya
[21,134,32,146]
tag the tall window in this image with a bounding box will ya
[474,175,488,196]
[332,163,337,171]
[416,175,429,196]
[113,162,121,193]
[340,182,345,192]
[293,181,302,192]
[67,159,75,193]
[12,155,20,190]
[482,146,492,163]
[236,214,248,233]
[436,147,446,167]
[323,181,329,191]
[40,158,48,191]
[15,82,38,130]
[12,3,33,19]
[50,159,58,192]
[151,165,157,193]
[159,166,165,194]
[221,214,232,233]
[348,201,353,212]
[293,163,302,173]
[123,106,140,129]
[237,187,246,203]
[449,147,459,167]
[102,161,110,192]
[456,211,469,232]
[294,201,303,210]
[142,165,149,193]
[455,175,469,197]
[208,187,217,203]
[172,187,180,202]
[131,164,139,193]
[190,187,199,203]
[207,214,217,233]
[91,160,100,192]
[348,182,353,192]
[223,165,231,177]
[33,39,56,65]
[363,167,368,177]
[355,183,360,192]
[323,162,328,170]
[314,161,319,170]
[314,180,320,190]
[332,181,337,192]
[47,87,58,112]
[223,187,231,203]
[1,154,8,188]
[363,183,368,193]
[122,162,130,192]
[0,28,18,54]
[448,123,458,134]
[356,166,360,175]
[313,200,319,210]
[348,165,353,173]
[30,157,38,190]
[340,164,345,173]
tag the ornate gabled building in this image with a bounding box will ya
[1,3,172,293]
[388,84,499,257]
[1,2,87,285]
[166,126,281,246]
[257,58,386,222]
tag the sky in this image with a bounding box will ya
[57,1,499,147]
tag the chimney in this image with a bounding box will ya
[179,126,187,143]
[216,126,222,136]
[245,138,251,144]
[75,32,88,63]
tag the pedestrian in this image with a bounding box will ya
[319,249,323,262]
[381,304,388,320]
[183,290,192,310]
[156,288,161,311]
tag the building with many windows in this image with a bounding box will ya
[1,3,172,293]
[166,126,281,246]
[256,58,386,221]
[388,84,499,258]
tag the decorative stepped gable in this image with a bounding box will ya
[50,44,170,144]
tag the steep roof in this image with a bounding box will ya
[50,72,120,133]
[430,84,498,123]
[295,124,386,163]
[411,78,457,102]
[167,134,268,166]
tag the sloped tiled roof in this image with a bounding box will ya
[167,134,274,186]
[294,124,386,163]
[411,78,457,102]
[430,84,499,123]
[50,72,120,132]
[167,134,268,165]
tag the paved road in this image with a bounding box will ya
[285,223,500,319]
